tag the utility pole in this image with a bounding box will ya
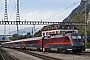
[4,0,8,41]
[16,0,20,40]
[32,27,33,37]
[42,36,46,52]
[9,28,10,35]
[83,0,87,43]
[33,24,35,32]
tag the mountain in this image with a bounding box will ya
[8,27,41,35]
[63,0,90,22]
[62,0,90,36]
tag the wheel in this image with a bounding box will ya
[45,48,51,52]
[72,50,78,54]
[62,49,69,54]
[30,48,32,51]
[57,49,62,53]
[77,50,82,53]
[65,50,69,54]
[37,48,40,51]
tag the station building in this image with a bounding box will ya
[42,29,78,36]
[34,24,78,37]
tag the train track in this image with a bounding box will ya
[1,48,90,60]
[0,47,19,60]
[49,50,90,58]
[16,49,63,60]
[76,51,90,57]
[15,48,90,59]
[26,50,90,58]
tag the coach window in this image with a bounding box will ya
[32,41,38,44]
[16,42,20,44]
[25,42,32,44]
[25,41,38,44]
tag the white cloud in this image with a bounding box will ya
[25,9,72,22]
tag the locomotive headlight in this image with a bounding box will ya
[83,43,84,45]
[72,44,73,46]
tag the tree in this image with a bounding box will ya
[10,32,33,41]
[2,37,5,40]
[71,12,90,43]
[26,32,32,38]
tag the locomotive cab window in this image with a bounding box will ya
[77,36,82,42]
[72,36,82,42]
[77,36,82,39]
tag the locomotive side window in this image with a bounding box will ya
[65,36,70,41]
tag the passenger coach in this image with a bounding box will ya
[1,33,86,53]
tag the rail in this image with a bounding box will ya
[17,49,63,60]
[0,47,19,60]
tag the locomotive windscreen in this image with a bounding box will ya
[71,33,82,42]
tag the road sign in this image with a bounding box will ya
[84,36,90,39]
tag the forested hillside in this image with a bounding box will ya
[63,0,90,36]
[71,12,90,36]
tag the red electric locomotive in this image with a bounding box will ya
[41,33,85,53]
[1,33,85,53]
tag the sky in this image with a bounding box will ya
[0,0,81,35]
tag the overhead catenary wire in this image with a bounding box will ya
[8,0,17,20]
[31,0,53,17]
[45,1,80,21]
[8,0,11,8]
[9,5,16,19]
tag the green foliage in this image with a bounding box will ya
[10,32,32,41]
[71,12,85,35]
[2,37,5,40]
[71,12,90,36]
[86,5,90,13]
[87,21,90,36]
[71,12,85,22]
[85,43,90,48]
[87,39,90,43]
